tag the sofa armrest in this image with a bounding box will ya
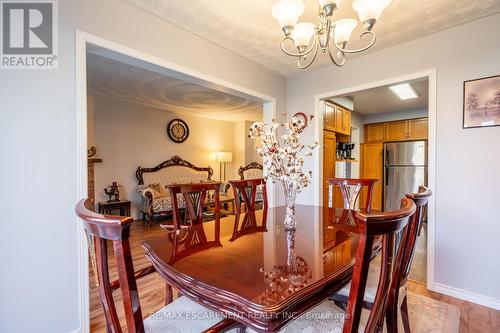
[138,187,156,201]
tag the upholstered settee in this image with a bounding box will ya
[136,155,213,226]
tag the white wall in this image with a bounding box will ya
[0,0,286,332]
[87,95,95,147]
[350,111,364,155]
[233,121,247,178]
[330,96,354,110]
[363,108,428,124]
[93,95,243,218]
[288,14,500,306]
[244,120,263,165]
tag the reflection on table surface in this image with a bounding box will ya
[142,205,359,308]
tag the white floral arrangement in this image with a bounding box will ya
[248,113,318,195]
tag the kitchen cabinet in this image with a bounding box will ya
[365,123,386,143]
[341,109,351,135]
[384,120,409,142]
[408,118,428,140]
[365,118,428,143]
[323,130,336,219]
[334,106,343,132]
[360,143,383,211]
[361,118,428,211]
[324,102,351,135]
[324,103,336,132]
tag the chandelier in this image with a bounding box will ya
[272,0,391,69]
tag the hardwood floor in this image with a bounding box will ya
[89,220,500,333]
[408,223,427,283]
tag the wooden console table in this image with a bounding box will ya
[98,200,131,217]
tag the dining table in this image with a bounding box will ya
[142,205,380,333]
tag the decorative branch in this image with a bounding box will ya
[249,113,318,194]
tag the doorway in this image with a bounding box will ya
[76,31,277,333]
[314,70,437,290]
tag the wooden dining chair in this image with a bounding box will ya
[163,182,223,301]
[165,182,223,263]
[166,182,222,226]
[237,162,263,180]
[229,178,268,213]
[228,178,268,241]
[75,198,239,333]
[331,186,432,333]
[328,178,377,228]
[385,186,432,333]
[328,178,378,213]
[337,197,416,332]
[243,197,416,333]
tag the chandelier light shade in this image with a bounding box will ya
[272,0,392,69]
[271,0,305,29]
[291,22,316,48]
[318,0,341,8]
[353,0,392,23]
[332,18,358,45]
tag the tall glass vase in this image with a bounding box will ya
[282,181,297,231]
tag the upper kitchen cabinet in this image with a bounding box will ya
[341,109,351,135]
[324,102,351,135]
[408,118,429,140]
[334,106,343,132]
[385,120,409,141]
[365,118,428,143]
[364,123,385,143]
[324,103,336,132]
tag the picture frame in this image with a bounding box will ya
[463,74,500,129]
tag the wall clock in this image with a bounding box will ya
[167,119,189,143]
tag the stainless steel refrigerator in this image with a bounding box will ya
[383,141,427,211]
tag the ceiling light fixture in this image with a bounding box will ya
[389,83,419,100]
[272,0,391,69]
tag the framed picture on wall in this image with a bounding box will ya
[463,74,500,129]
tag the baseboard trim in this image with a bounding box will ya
[434,282,500,310]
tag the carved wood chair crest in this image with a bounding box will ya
[238,162,263,180]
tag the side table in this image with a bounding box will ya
[98,200,131,217]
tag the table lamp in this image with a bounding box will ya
[213,151,232,181]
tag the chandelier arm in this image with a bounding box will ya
[297,40,319,70]
[327,45,346,67]
[318,15,332,49]
[333,30,376,54]
[280,36,318,58]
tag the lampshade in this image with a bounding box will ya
[318,0,341,8]
[333,18,358,45]
[352,0,391,22]
[291,22,316,47]
[213,151,233,163]
[272,0,305,28]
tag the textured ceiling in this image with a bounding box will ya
[124,0,500,76]
[337,78,429,115]
[87,53,263,122]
